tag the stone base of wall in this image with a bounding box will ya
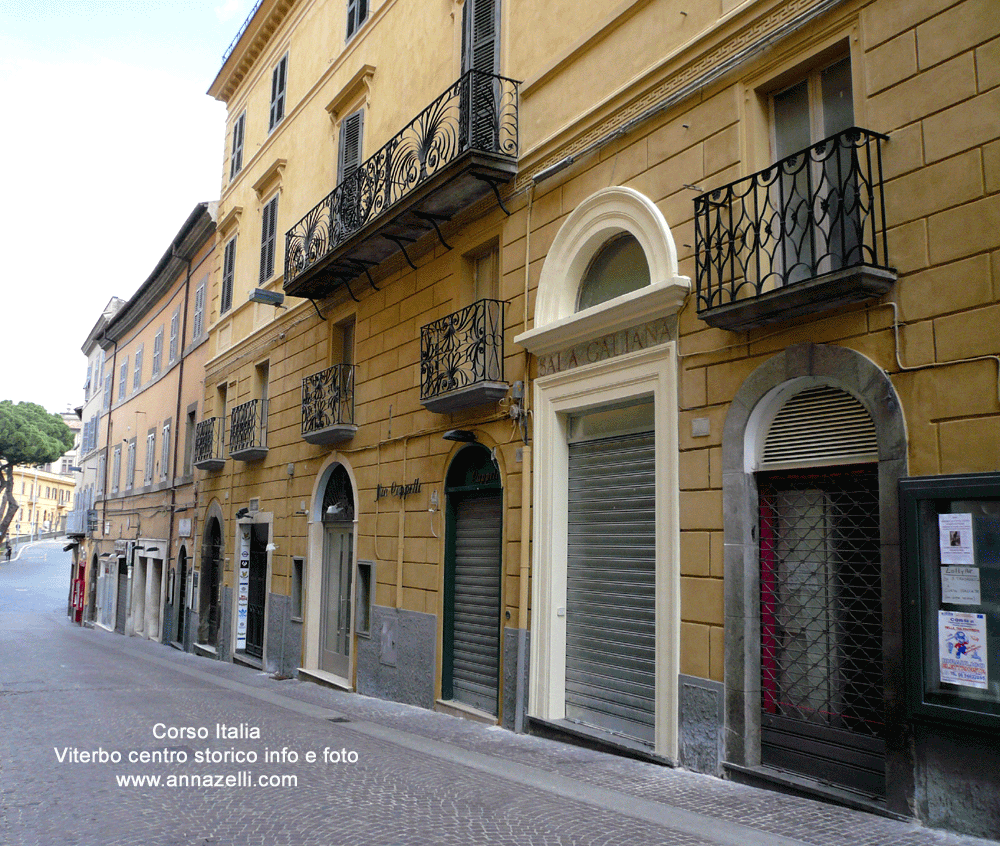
[219,586,233,663]
[356,605,436,708]
[265,593,302,677]
[678,674,724,776]
[502,627,530,732]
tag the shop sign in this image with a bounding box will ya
[375,479,422,501]
[537,316,674,376]
[236,526,251,649]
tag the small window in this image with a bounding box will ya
[230,111,246,179]
[169,307,180,362]
[112,445,122,494]
[259,195,279,283]
[96,454,106,495]
[346,0,368,40]
[269,53,288,132]
[118,357,129,400]
[221,236,237,314]
[161,421,171,481]
[355,560,374,637]
[125,439,136,491]
[576,232,650,312]
[193,280,206,339]
[471,244,499,301]
[152,327,163,377]
[144,431,156,486]
[338,110,364,185]
[133,345,143,392]
[183,408,196,476]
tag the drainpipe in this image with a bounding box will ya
[514,185,534,733]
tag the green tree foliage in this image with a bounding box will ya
[0,401,76,544]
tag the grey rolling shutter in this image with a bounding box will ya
[566,431,656,744]
[452,492,502,715]
[759,385,877,470]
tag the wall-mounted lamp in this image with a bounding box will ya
[235,507,250,519]
[248,289,285,307]
[442,429,477,443]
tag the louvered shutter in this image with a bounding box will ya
[339,111,364,183]
[565,431,656,744]
[259,196,278,283]
[450,492,502,715]
[221,237,236,313]
[462,0,499,74]
[230,112,245,179]
[169,308,179,362]
[152,328,163,376]
[759,385,877,471]
[192,283,205,339]
[269,55,287,130]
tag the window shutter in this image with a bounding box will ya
[269,55,287,130]
[133,346,143,392]
[259,196,278,283]
[169,308,180,361]
[759,384,877,471]
[338,110,364,183]
[221,237,236,313]
[161,423,171,480]
[463,0,499,74]
[230,112,245,179]
[193,282,206,338]
[153,328,163,376]
[119,358,128,399]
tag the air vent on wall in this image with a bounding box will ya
[759,384,878,471]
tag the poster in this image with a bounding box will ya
[938,513,974,565]
[938,610,988,689]
[236,526,251,649]
[940,566,982,605]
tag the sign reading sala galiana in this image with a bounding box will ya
[537,317,674,376]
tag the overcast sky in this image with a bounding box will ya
[1,0,254,414]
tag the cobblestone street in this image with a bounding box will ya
[2,542,997,846]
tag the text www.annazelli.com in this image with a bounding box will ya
[116,772,297,788]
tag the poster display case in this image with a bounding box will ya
[900,473,1000,728]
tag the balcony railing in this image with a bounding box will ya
[229,399,268,461]
[194,417,226,471]
[694,127,895,331]
[285,70,518,299]
[420,299,506,413]
[301,364,357,445]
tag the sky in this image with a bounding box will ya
[0,0,256,414]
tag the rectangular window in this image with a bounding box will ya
[119,357,129,400]
[152,327,163,377]
[103,373,112,411]
[183,408,196,476]
[161,421,171,480]
[268,53,287,131]
[221,236,237,314]
[169,307,180,362]
[133,345,143,392]
[111,446,121,494]
[259,195,279,283]
[338,110,364,185]
[144,431,156,485]
[96,454,106,495]
[125,439,136,491]
[291,557,304,620]
[193,281,206,339]
[346,0,368,39]
[230,111,246,179]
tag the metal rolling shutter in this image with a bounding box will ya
[452,493,502,715]
[566,432,656,744]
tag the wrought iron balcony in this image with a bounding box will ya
[285,70,519,301]
[301,364,357,446]
[193,417,226,472]
[694,127,896,332]
[229,399,268,462]
[421,299,506,414]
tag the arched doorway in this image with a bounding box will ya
[443,444,503,716]
[200,517,223,647]
[320,465,355,676]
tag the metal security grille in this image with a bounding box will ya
[451,492,502,715]
[566,432,656,744]
[759,467,885,796]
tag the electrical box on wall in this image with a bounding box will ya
[900,473,1000,729]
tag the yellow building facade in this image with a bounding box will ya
[10,466,75,538]
[194,0,999,835]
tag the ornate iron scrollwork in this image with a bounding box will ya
[420,299,505,402]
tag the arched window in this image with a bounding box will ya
[577,232,650,312]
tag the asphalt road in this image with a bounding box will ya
[2,541,997,846]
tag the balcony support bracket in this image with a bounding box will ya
[413,212,453,251]
[306,297,326,321]
[346,259,380,292]
[383,234,418,270]
[478,175,511,216]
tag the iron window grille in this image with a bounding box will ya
[420,298,505,403]
[301,364,356,437]
[194,417,225,467]
[694,127,891,313]
[285,70,519,287]
[229,399,268,455]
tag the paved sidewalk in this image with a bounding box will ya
[77,624,999,846]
